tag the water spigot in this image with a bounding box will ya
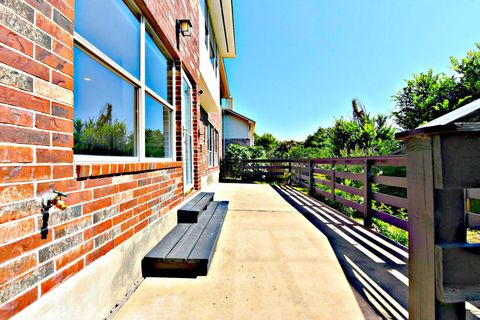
[37,190,68,239]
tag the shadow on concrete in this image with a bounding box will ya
[273,184,480,320]
[273,184,409,320]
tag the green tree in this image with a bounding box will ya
[220,144,251,178]
[304,127,328,149]
[274,140,301,158]
[254,133,280,157]
[392,44,480,130]
[74,103,134,156]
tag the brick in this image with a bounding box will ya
[0,199,37,224]
[86,240,113,265]
[84,177,112,189]
[47,0,73,22]
[0,5,51,49]
[34,78,73,104]
[0,261,53,304]
[119,199,137,212]
[0,145,32,163]
[36,148,73,163]
[0,253,36,284]
[53,216,90,239]
[35,12,71,47]
[0,217,35,244]
[0,64,33,91]
[0,124,49,145]
[0,0,35,22]
[63,190,91,206]
[0,45,49,80]
[35,45,72,75]
[0,85,50,113]
[0,232,52,265]
[134,219,148,233]
[52,8,72,33]
[55,240,93,269]
[82,197,112,215]
[52,164,73,179]
[113,229,133,248]
[93,185,119,200]
[0,104,33,127]
[51,69,72,90]
[37,178,80,196]
[24,0,52,17]
[0,183,33,205]
[94,227,118,248]
[92,206,118,224]
[51,39,72,61]
[83,219,112,241]
[52,132,73,147]
[35,113,72,132]
[112,210,132,226]
[41,258,83,294]
[51,101,73,119]
[0,286,37,319]
[0,24,33,56]
[46,204,81,226]
[38,232,82,263]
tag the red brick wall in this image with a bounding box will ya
[198,110,222,180]
[0,0,206,317]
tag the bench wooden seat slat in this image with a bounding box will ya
[188,201,228,265]
[144,223,192,260]
[166,202,219,261]
[142,199,229,278]
[177,192,215,223]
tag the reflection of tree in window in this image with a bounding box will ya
[74,103,134,156]
[145,128,165,158]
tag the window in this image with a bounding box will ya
[74,0,174,161]
[207,125,219,167]
[203,2,219,75]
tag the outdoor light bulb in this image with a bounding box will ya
[84,77,91,81]
[181,21,190,32]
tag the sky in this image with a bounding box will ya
[224,0,480,141]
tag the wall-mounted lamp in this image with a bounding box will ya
[176,19,193,50]
[177,19,193,37]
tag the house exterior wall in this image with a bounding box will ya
[0,0,226,318]
[198,110,222,189]
[223,113,250,139]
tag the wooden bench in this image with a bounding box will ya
[177,192,214,223]
[142,200,229,278]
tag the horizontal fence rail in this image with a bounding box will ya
[241,156,408,231]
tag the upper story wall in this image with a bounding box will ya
[223,114,250,139]
[140,0,200,82]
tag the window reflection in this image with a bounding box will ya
[145,94,171,158]
[75,0,140,77]
[73,47,136,157]
[145,32,168,100]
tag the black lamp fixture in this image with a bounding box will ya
[176,19,192,50]
[177,19,193,37]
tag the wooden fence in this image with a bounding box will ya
[241,156,408,231]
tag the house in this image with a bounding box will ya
[0,0,235,318]
[222,102,256,154]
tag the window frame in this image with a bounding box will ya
[203,2,219,76]
[73,1,175,163]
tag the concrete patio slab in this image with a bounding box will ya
[113,183,365,320]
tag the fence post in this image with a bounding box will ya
[309,160,315,195]
[330,160,336,201]
[240,160,245,181]
[363,159,372,228]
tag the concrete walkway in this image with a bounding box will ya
[113,183,366,320]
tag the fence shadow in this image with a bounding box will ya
[272,184,409,320]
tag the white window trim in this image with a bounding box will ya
[182,72,194,191]
[73,12,176,164]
